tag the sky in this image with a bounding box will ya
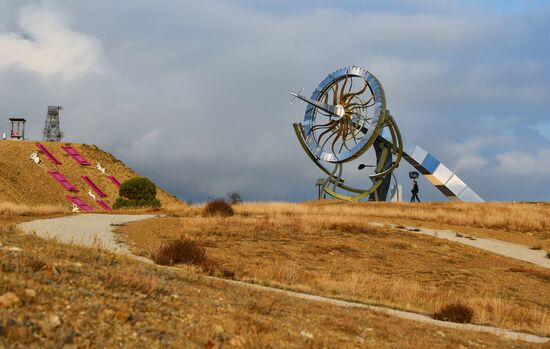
[0,0,549,203]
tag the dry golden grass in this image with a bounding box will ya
[2,220,540,348]
[116,202,550,336]
[304,201,550,248]
[0,201,68,217]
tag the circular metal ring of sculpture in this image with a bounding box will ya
[303,66,386,163]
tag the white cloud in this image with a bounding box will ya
[0,3,105,80]
[497,148,550,175]
[454,154,488,172]
[445,135,510,172]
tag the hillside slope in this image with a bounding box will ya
[0,140,183,210]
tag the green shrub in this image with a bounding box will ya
[113,177,161,210]
[119,177,157,201]
[113,197,161,210]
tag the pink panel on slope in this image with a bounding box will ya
[107,176,121,188]
[81,176,107,197]
[48,171,78,192]
[36,143,61,165]
[66,196,93,212]
[96,200,112,211]
[61,145,91,166]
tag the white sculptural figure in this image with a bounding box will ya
[96,162,106,175]
[87,190,96,201]
[30,151,41,164]
[71,203,80,213]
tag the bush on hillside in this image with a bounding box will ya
[119,177,157,200]
[203,199,234,217]
[433,302,474,323]
[151,238,234,277]
[113,177,161,210]
[152,238,207,266]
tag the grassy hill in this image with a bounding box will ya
[0,140,183,210]
[1,219,543,348]
[116,202,550,337]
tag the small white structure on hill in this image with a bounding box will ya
[30,151,41,164]
[96,162,107,175]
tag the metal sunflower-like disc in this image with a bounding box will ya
[303,66,386,163]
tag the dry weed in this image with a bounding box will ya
[99,268,160,294]
[203,200,234,217]
[152,238,207,266]
[0,202,68,217]
[433,302,474,323]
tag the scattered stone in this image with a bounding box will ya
[300,330,314,339]
[38,314,62,337]
[24,288,37,299]
[0,292,21,308]
[48,315,62,329]
[227,336,244,346]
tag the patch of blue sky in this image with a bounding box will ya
[461,0,548,13]
[234,0,548,15]
[533,123,550,140]
[232,0,452,15]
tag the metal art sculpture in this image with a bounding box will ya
[292,66,484,202]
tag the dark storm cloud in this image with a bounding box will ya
[0,0,549,202]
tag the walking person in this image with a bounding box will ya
[410,179,420,202]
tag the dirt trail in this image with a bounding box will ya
[19,214,158,254]
[18,214,550,344]
[390,224,550,269]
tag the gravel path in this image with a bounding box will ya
[18,214,550,344]
[398,225,550,269]
[19,214,157,255]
